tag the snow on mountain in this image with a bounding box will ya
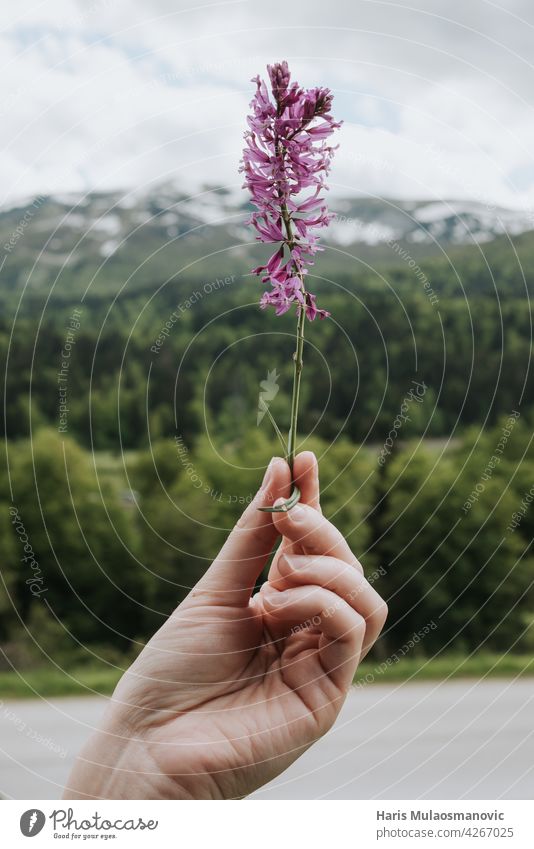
[326,198,534,247]
[2,187,533,251]
[1,187,533,295]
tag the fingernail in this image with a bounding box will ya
[288,503,306,523]
[264,589,287,607]
[282,554,303,570]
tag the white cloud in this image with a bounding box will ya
[1,0,534,208]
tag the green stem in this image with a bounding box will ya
[259,192,306,513]
[263,404,288,455]
[287,296,305,480]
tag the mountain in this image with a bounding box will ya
[327,197,533,247]
[1,186,533,298]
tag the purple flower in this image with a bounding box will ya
[240,61,340,320]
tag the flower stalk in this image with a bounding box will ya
[272,293,306,510]
[240,61,341,511]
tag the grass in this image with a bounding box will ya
[0,666,123,700]
[354,652,534,685]
[0,654,533,700]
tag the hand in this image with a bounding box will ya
[63,452,387,799]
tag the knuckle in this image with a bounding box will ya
[375,599,389,626]
[352,557,364,573]
[340,560,357,579]
[351,612,367,638]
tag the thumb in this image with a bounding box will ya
[191,457,290,606]
[293,450,321,512]
[267,451,321,582]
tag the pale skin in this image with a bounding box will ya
[64,452,387,800]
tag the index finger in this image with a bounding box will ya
[271,501,363,572]
[192,457,291,606]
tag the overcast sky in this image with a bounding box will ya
[2,0,534,208]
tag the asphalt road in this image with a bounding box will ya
[0,680,532,800]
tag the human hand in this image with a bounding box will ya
[63,452,387,799]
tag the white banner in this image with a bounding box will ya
[0,800,532,848]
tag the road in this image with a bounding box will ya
[0,680,532,799]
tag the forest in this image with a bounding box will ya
[1,231,533,682]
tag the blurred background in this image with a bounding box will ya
[1,0,534,799]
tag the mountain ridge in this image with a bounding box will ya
[1,186,533,297]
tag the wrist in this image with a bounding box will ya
[62,710,193,800]
[63,706,230,800]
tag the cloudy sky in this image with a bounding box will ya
[2,0,534,208]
